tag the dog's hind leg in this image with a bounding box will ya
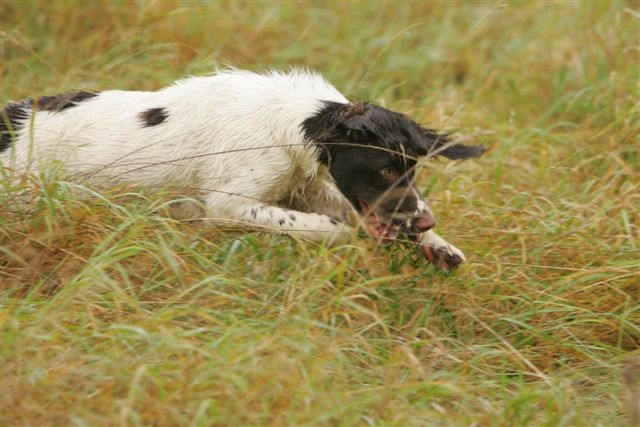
[203,194,354,246]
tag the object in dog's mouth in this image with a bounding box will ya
[358,199,401,243]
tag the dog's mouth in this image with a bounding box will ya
[358,198,401,243]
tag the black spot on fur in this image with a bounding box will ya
[140,107,168,127]
[289,213,296,221]
[330,219,338,225]
[250,208,257,219]
[278,218,285,226]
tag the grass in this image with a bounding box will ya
[1,1,639,426]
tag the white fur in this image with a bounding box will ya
[2,69,465,265]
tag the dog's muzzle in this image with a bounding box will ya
[414,213,436,232]
[380,189,436,234]
[397,211,435,234]
[360,187,436,240]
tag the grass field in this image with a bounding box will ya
[1,1,639,426]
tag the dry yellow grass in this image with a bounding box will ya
[1,2,639,426]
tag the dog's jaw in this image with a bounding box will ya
[357,198,401,242]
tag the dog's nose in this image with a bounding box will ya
[414,214,436,232]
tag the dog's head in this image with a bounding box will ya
[303,101,484,241]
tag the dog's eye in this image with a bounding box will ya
[380,167,399,180]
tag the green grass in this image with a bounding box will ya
[1,1,639,426]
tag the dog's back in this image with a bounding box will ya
[0,70,347,189]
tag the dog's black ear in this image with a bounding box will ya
[302,101,366,164]
[339,102,371,133]
[302,101,367,143]
[420,128,486,159]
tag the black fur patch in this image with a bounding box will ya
[302,101,485,162]
[434,140,486,159]
[34,91,99,112]
[140,107,168,127]
[1,91,99,152]
[1,99,32,152]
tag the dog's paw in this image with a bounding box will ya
[418,230,467,270]
[423,242,466,270]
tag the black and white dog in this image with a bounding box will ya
[0,69,483,269]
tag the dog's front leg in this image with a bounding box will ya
[204,196,353,246]
[240,204,354,245]
[302,182,358,226]
[418,230,467,270]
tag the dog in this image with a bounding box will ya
[0,69,484,270]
